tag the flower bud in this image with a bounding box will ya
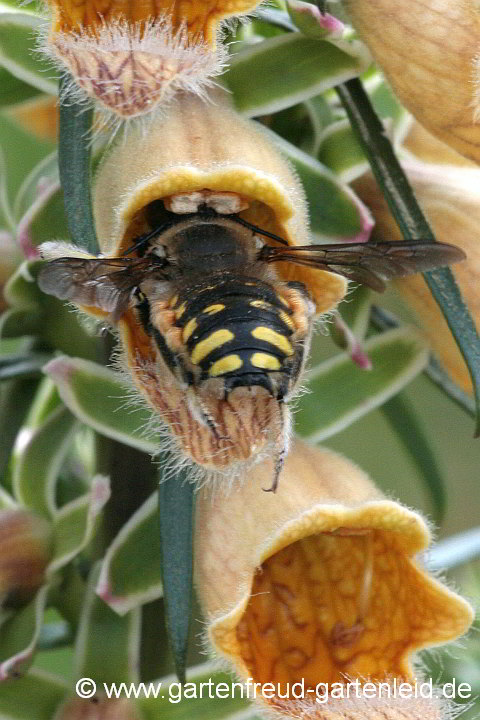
[195,438,473,717]
[42,0,262,118]
[0,509,52,605]
[345,0,480,164]
[352,123,480,393]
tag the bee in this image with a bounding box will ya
[38,193,465,491]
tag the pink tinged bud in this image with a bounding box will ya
[54,697,141,720]
[0,510,52,605]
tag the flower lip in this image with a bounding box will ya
[195,438,474,707]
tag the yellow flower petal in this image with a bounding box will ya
[48,0,262,45]
[195,438,473,713]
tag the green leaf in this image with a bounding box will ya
[337,78,480,435]
[296,326,429,442]
[138,663,252,720]
[267,130,373,241]
[0,116,54,223]
[337,285,372,340]
[0,144,13,229]
[380,393,446,524]
[44,356,159,454]
[287,1,344,40]
[58,79,98,254]
[75,563,141,684]
[318,118,368,182]
[226,33,369,117]
[158,474,195,684]
[427,527,480,571]
[0,352,52,380]
[0,585,48,681]
[0,377,39,482]
[2,262,101,360]
[0,12,57,95]
[49,475,110,574]
[0,309,44,339]
[20,376,62,430]
[0,66,40,107]
[0,668,68,720]
[13,152,67,252]
[97,492,163,616]
[12,406,77,517]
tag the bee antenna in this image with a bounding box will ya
[231,215,289,246]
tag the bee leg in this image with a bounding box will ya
[263,401,290,493]
[186,390,226,443]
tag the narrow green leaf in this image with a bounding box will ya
[266,130,373,241]
[296,326,429,442]
[0,585,48,681]
[158,472,195,683]
[13,152,66,251]
[75,563,141,685]
[44,356,159,454]
[427,527,480,571]
[337,285,372,340]
[0,66,40,107]
[318,119,368,182]
[0,115,54,223]
[0,12,57,95]
[226,33,369,117]
[337,78,480,434]
[0,377,39,482]
[0,487,16,509]
[0,668,69,720]
[20,376,62,430]
[138,663,252,720]
[0,353,51,380]
[0,309,44,339]
[12,405,77,517]
[0,144,13,229]
[49,475,110,574]
[371,305,477,421]
[58,77,98,254]
[97,492,163,616]
[380,393,446,524]
[37,621,72,651]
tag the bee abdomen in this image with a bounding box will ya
[172,279,297,381]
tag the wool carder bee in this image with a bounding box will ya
[37,93,466,490]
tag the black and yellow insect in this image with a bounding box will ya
[38,202,464,490]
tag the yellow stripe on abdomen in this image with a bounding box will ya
[250,353,281,371]
[191,329,234,365]
[251,327,293,356]
[183,317,198,342]
[208,354,243,377]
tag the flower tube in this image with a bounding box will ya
[344,0,480,164]
[352,122,480,393]
[42,0,263,118]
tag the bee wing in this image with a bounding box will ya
[38,256,166,315]
[259,240,466,292]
